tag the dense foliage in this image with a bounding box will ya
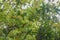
[0,0,60,40]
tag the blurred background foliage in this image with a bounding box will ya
[0,0,60,40]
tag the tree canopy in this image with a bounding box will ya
[0,0,60,40]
